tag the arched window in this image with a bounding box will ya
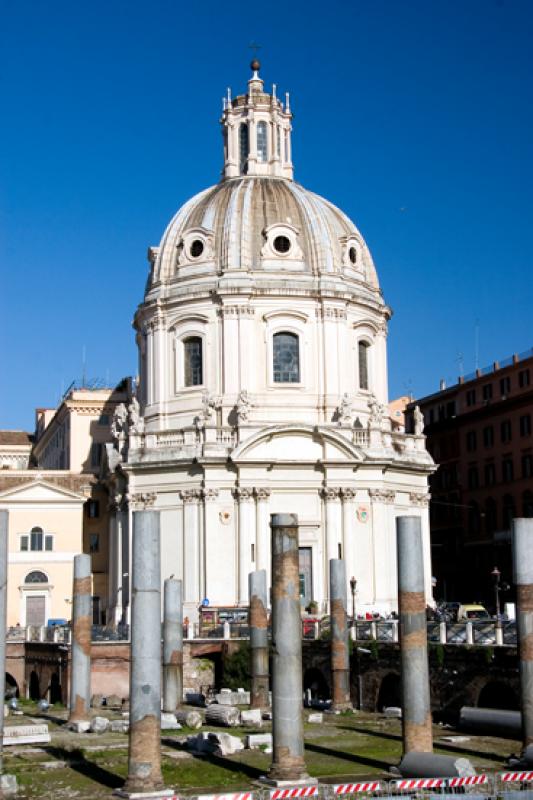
[257,121,267,162]
[358,341,370,391]
[183,337,203,387]
[239,123,249,174]
[25,571,48,584]
[273,332,300,383]
[30,527,43,551]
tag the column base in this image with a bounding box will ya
[329,703,353,713]
[260,776,317,788]
[0,774,18,794]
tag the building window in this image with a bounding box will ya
[502,457,514,483]
[22,527,53,552]
[466,431,477,452]
[273,332,300,383]
[483,426,494,447]
[524,491,533,518]
[482,384,493,401]
[89,533,100,554]
[467,466,479,490]
[519,369,530,388]
[358,341,370,391]
[25,570,48,584]
[520,414,531,437]
[502,494,515,530]
[87,500,100,518]
[484,463,496,486]
[90,442,103,468]
[92,596,101,625]
[257,121,267,162]
[523,455,533,479]
[239,123,249,173]
[466,389,476,407]
[500,375,511,396]
[501,420,512,443]
[184,337,203,386]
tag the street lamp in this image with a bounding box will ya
[491,566,501,624]
[350,576,357,627]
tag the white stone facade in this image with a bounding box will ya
[105,64,435,622]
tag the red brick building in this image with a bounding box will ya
[406,348,533,606]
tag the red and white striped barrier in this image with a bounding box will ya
[333,782,382,794]
[500,772,533,783]
[447,776,488,788]
[392,779,445,790]
[270,787,319,799]
[198,793,254,800]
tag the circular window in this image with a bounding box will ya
[273,235,291,254]
[349,246,357,265]
[189,239,204,259]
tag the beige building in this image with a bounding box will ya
[0,431,33,471]
[0,472,88,627]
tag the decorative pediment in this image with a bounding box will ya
[0,479,86,504]
[231,424,364,464]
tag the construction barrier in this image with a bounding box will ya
[187,774,533,800]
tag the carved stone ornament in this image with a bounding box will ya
[111,403,128,442]
[413,405,425,436]
[202,488,219,502]
[321,487,342,501]
[219,509,232,525]
[356,504,370,523]
[233,487,254,501]
[217,305,255,319]
[367,394,386,427]
[202,390,222,420]
[180,488,202,504]
[128,396,145,434]
[128,491,157,510]
[254,487,271,501]
[316,306,348,321]
[340,487,357,501]
[336,393,354,426]
[235,390,252,423]
[368,489,396,504]
[409,492,431,507]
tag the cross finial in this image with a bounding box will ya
[249,41,261,74]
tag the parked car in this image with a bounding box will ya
[457,604,490,620]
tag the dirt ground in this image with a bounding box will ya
[2,703,519,799]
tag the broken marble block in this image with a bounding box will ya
[240,708,262,727]
[308,712,323,724]
[90,716,110,734]
[209,732,244,756]
[246,732,272,749]
[161,712,181,730]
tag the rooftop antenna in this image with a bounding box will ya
[82,345,87,388]
[456,351,464,378]
[474,320,480,370]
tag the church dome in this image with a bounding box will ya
[150,176,380,288]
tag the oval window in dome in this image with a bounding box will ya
[189,240,204,259]
[349,246,357,265]
[273,235,291,255]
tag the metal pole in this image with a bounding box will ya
[249,569,269,709]
[330,559,351,711]
[0,511,8,773]
[397,515,433,754]
[268,514,312,784]
[68,553,92,724]
[162,578,183,713]
[124,510,164,793]
[512,518,533,750]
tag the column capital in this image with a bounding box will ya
[180,488,202,504]
[340,487,357,501]
[322,486,342,501]
[409,491,431,508]
[254,487,271,500]
[127,492,156,511]
[202,488,219,502]
[368,488,396,504]
[233,486,255,501]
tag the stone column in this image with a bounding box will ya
[254,488,271,579]
[203,488,219,603]
[181,490,201,607]
[68,554,92,726]
[323,487,342,570]
[249,570,269,709]
[163,578,183,713]
[397,515,432,755]
[341,489,357,596]
[512,518,533,749]
[330,558,351,711]
[124,510,164,794]
[268,513,311,784]
[235,488,256,604]
[0,511,7,773]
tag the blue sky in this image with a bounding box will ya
[1,0,532,429]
